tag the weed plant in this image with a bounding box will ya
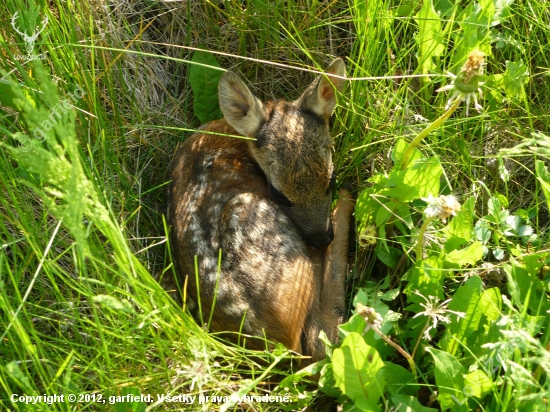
[0,0,549,411]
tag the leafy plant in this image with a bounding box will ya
[314,0,550,407]
[474,196,537,260]
[188,49,224,123]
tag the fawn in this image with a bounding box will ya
[166,58,353,361]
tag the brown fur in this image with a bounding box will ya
[165,59,353,361]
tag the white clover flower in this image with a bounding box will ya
[421,194,461,222]
[437,50,485,116]
[412,291,466,340]
[422,194,443,219]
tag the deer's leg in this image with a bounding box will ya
[302,189,354,361]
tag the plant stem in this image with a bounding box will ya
[400,97,463,170]
[411,319,430,361]
[373,326,417,379]
[416,216,434,261]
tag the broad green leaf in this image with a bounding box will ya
[495,192,509,208]
[381,310,402,331]
[403,256,445,302]
[354,396,381,411]
[332,333,385,403]
[441,276,482,354]
[352,288,370,307]
[394,205,414,234]
[474,220,492,243]
[6,361,34,393]
[479,0,496,22]
[318,362,341,398]
[318,330,334,358]
[376,245,402,269]
[445,241,483,266]
[425,348,468,411]
[375,202,395,228]
[395,4,414,18]
[493,0,515,25]
[478,287,502,324]
[391,394,438,411]
[384,157,442,202]
[277,359,327,389]
[522,253,546,275]
[415,0,445,74]
[434,0,457,18]
[379,288,400,301]
[535,160,550,213]
[453,0,494,67]
[189,49,224,123]
[503,60,529,99]
[464,369,493,398]
[355,187,380,234]
[444,196,475,246]
[503,262,550,314]
[349,288,401,337]
[375,205,393,253]
[487,196,501,216]
[493,247,505,260]
[339,313,367,337]
[517,225,534,237]
[504,215,522,233]
[391,138,422,165]
[383,363,417,397]
[442,277,502,354]
[93,295,136,314]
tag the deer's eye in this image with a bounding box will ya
[269,182,292,207]
[326,171,336,195]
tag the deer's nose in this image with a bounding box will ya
[304,224,334,249]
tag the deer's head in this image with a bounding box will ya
[11,11,48,55]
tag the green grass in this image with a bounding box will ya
[1,0,549,411]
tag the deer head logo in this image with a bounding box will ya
[11,11,48,55]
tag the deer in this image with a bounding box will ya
[166,58,353,362]
[11,11,48,55]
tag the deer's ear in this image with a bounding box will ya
[296,58,346,119]
[219,71,267,137]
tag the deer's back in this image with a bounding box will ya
[167,119,317,349]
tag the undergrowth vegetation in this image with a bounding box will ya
[1,0,549,411]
